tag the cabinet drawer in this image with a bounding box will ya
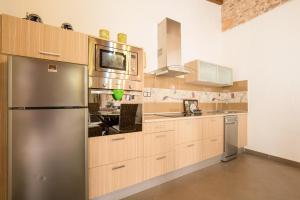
[89,158,142,198]
[1,14,88,65]
[144,152,174,180]
[176,118,202,144]
[143,131,174,157]
[144,121,175,133]
[202,136,224,160]
[89,132,139,168]
[175,141,202,169]
[202,117,224,139]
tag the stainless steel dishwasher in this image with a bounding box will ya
[222,115,238,161]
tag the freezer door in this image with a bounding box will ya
[9,56,87,107]
[9,109,87,200]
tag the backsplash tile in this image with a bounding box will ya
[143,88,248,104]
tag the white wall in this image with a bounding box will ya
[222,0,300,162]
[0,0,223,72]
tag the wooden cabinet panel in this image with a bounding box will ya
[60,29,88,65]
[39,25,62,60]
[1,14,88,65]
[238,114,248,148]
[143,131,174,157]
[175,141,202,169]
[1,14,41,58]
[144,121,175,133]
[89,165,107,198]
[176,118,202,144]
[202,117,224,139]
[89,158,142,198]
[202,136,224,159]
[144,152,174,180]
[89,132,139,168]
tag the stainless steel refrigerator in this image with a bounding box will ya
[8,56,88,200]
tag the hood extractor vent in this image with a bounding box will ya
[152,18,190,77]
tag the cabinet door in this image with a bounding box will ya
[203,136,224,159]
[39,25,62,60]
[88,133,139,168]
[1,14,88,65]
[61,29,88,65]
[202,117,224,139]
[89,158,142,198]
[144,152,174,180]
[1,14,41,58]
[199,61,218,83]
[238,114,248,148]
[176,118,202,144]
[218,66,233,85]
[106,158,142,194]
[143,131,174,157]
[175,141,202,169]
[89,165,107,198]
[144,121,175,133]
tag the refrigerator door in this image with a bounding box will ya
[9,109,87,200]
[9,56,87,108]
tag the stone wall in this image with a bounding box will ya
[222,0,289,31]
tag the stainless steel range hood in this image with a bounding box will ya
[152,18,190,77]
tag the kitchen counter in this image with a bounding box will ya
[144,111,248,122]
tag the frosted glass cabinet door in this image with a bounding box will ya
[199,62,218,83]
[218,66,233,85]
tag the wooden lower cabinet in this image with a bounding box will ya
[89,133,140,168]
[89,158,143,199]
[176,118,203,144]
[144,121,175,133]
[175,141,202,169]
[143,131,174,157]
[238,114,248,148]
[144,152,175,180]
[202,117,224,139]
[202,136,224,159]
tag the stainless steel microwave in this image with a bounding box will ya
[88,37,143,83]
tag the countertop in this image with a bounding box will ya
[144,111,248,122]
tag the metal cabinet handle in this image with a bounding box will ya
[156,156,166,160]
[156,134,166,138]
[112,165,125,170]
[39,51,61,57]
[112,137,125,141]
[187,144,195,147]
[210,139,218,142]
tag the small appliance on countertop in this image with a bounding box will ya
[183,99,202,116]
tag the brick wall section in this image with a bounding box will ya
[222,0,289,31]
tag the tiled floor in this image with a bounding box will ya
[123,153,300,200]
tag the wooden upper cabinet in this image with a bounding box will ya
[0,14,88,65]
[39,25,62,59]
[1,14,42,58]
[238,114,248,148]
